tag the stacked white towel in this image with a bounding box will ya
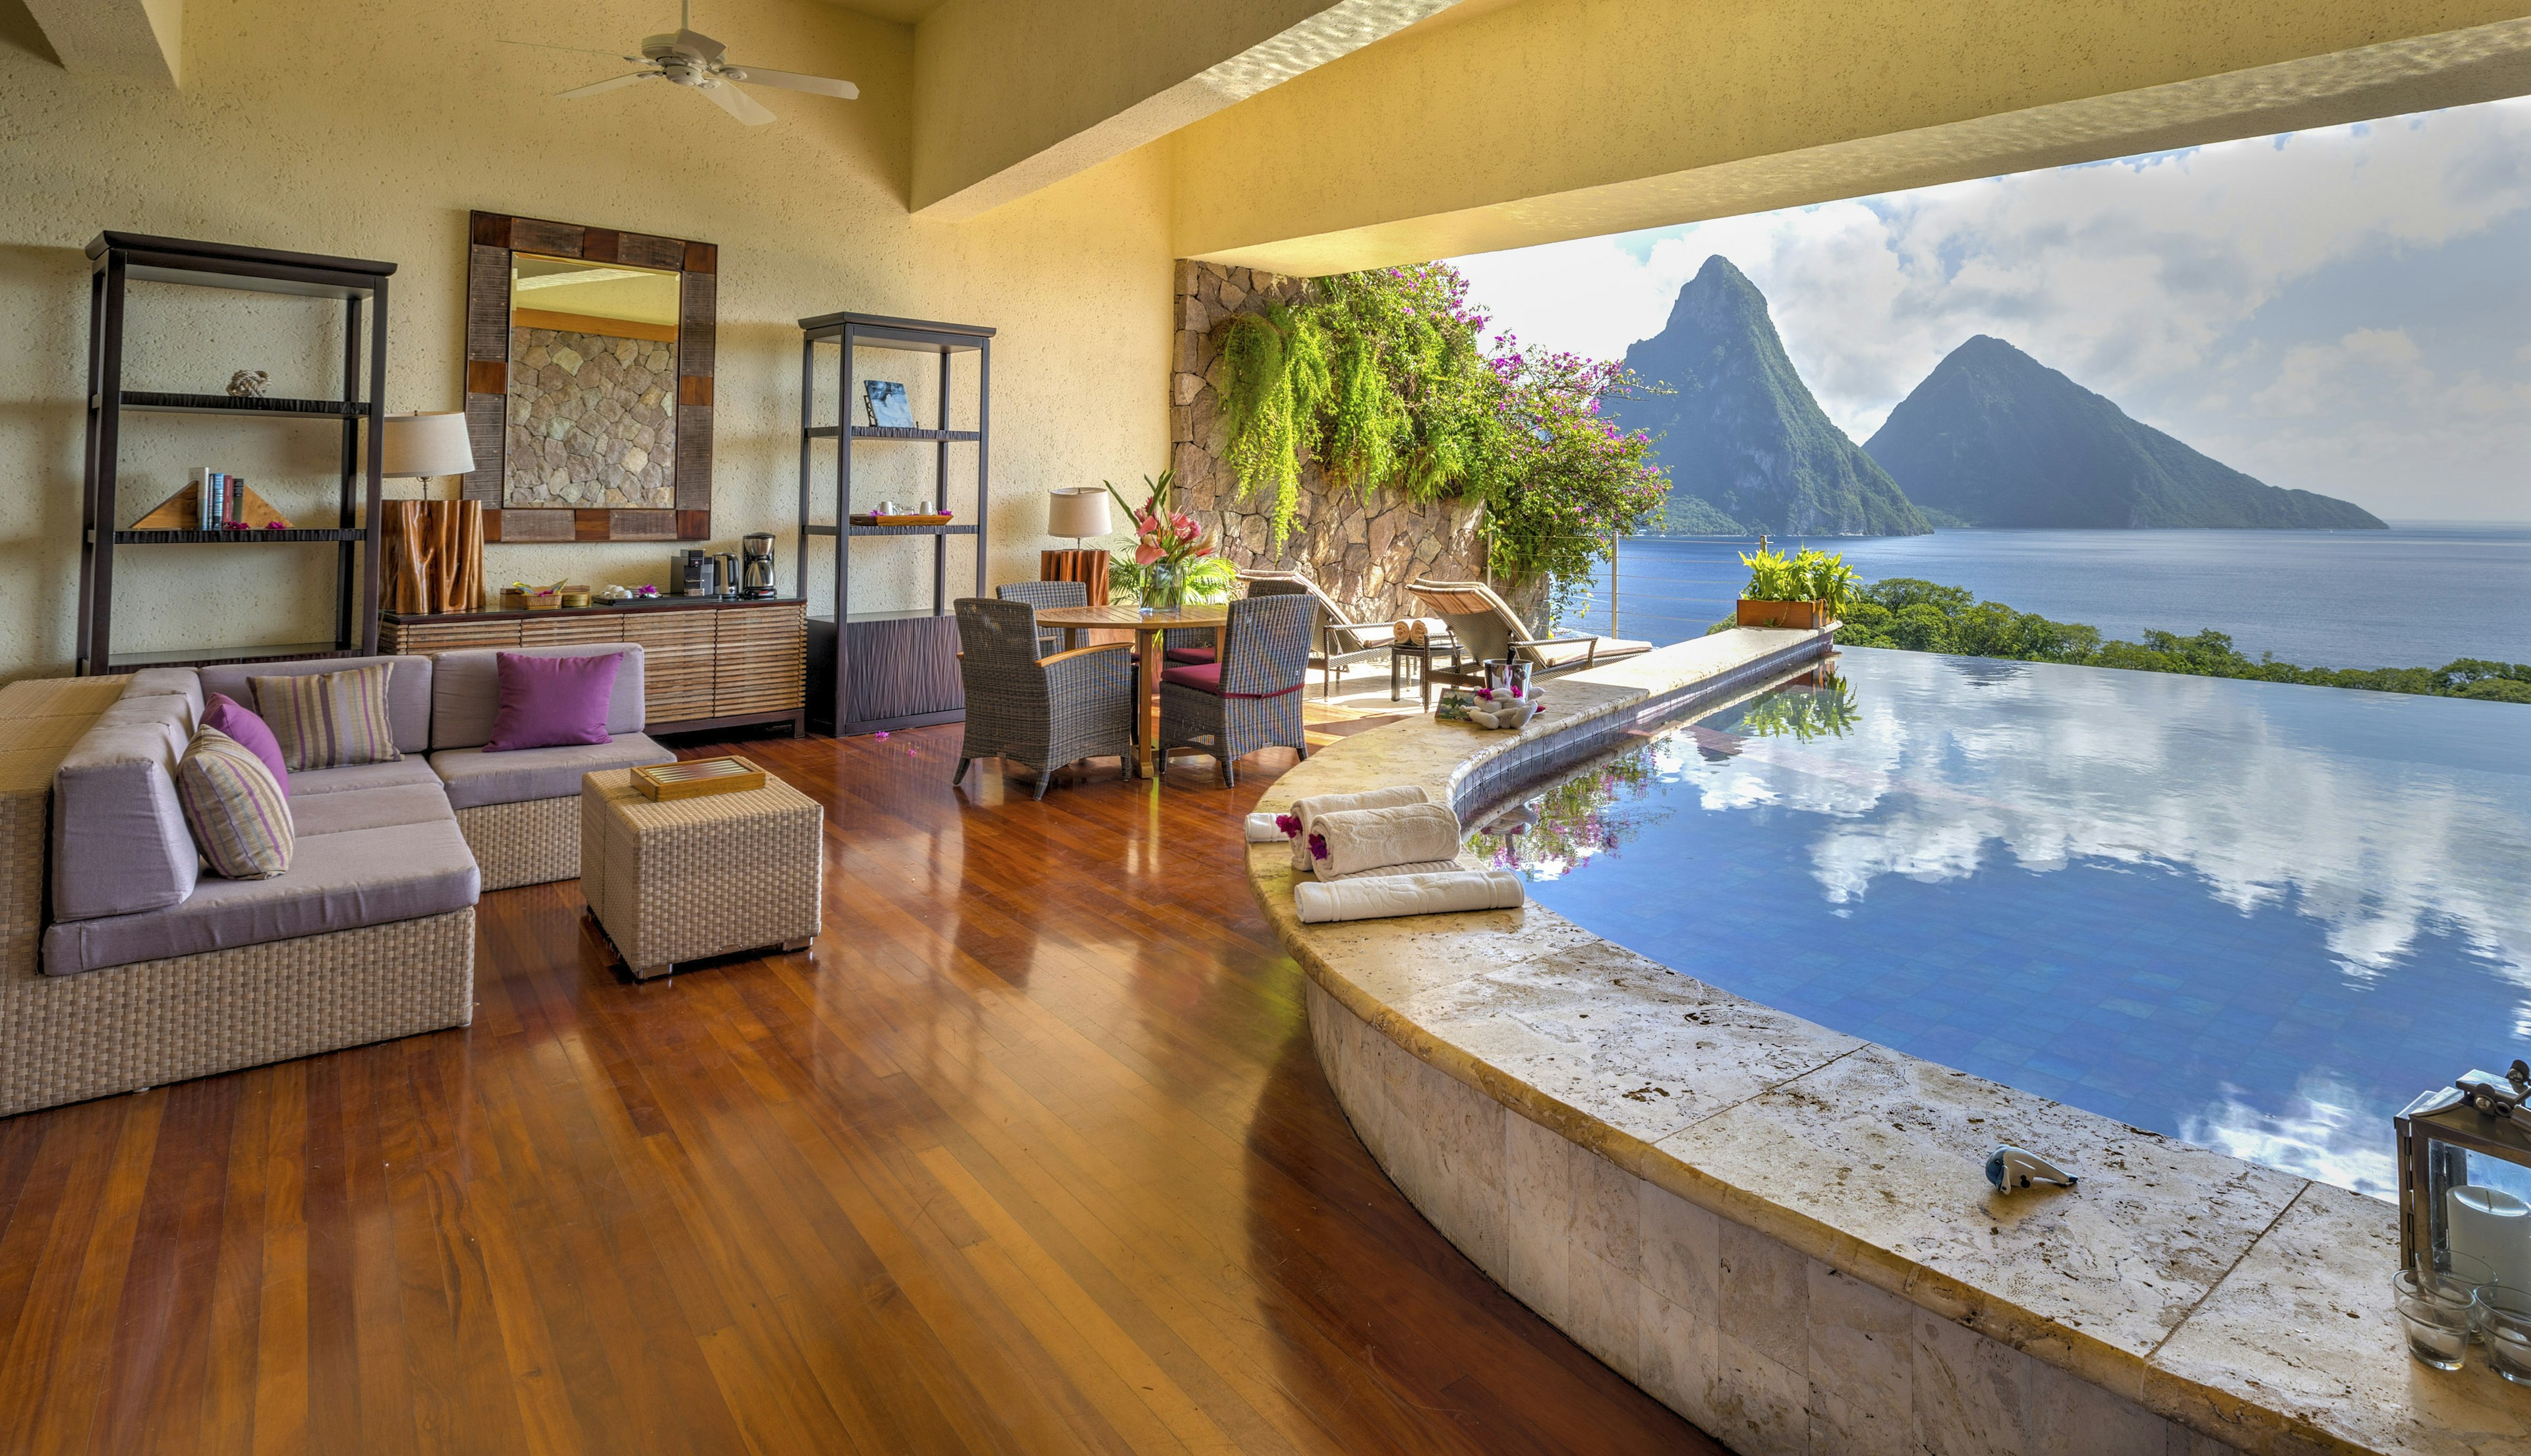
[1294,869,1524,924]
[1243,813,1286,842]
[1306,802,1463,879]
[1284,785,1429,873]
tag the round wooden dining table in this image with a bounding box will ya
[1033,603,1229,781]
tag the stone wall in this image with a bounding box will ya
[506,327,678,509]
[1169,261,1546,631]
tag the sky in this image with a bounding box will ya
[1447,99,2531,524]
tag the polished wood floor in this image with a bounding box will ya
[0,722,1717,1455]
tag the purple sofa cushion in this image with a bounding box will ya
[201,691,289,794]
[428,734,674,809]
[42,818,479,976]
[484,651,622,753]
[51,701,201,921]
[428,644,645,750]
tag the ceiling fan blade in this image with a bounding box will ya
[703,79,777,125]
[503,38,646,62]
[722,64,858,100]
[557,72,653,100]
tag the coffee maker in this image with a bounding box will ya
[672,548,711,597]
[740,533,776,598]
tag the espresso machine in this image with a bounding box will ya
[740,533,777,598]
[672,548,713,597]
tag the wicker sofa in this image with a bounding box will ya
[0,646,671,1117]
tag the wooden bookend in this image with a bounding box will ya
[131,482,296,531]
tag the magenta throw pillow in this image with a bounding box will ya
[200,691,289,794]
[483,651,620,753]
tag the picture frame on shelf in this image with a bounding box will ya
[861,379,914,428]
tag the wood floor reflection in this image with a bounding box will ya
[0,722,1717,1455]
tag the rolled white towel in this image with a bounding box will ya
[1288,784,1428,873]
[1307,802,1464,878]
[1329,858,1463,881]
[1244,813,1287,843]
[1293,869,1524,924]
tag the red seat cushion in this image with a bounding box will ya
[1163,645,1216,665]
[1160,662,1222,694]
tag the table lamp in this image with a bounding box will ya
[366,412,483,616]
[1048,486,1111,546]
[376,411,478,496]
[1044,487,1115,605]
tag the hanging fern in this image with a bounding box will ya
[1218,301,1329,548]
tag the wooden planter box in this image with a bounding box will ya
[1736,598,1829,630]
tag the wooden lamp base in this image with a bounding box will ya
[1039,548,1109,605]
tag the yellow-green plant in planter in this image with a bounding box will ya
[1735,547,1856,629]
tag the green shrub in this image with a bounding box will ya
[1828,578,2524,707]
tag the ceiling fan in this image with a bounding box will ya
[510,1,858,127]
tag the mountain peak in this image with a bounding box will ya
[1864,337,2386,530]
[1608,258,1930,537]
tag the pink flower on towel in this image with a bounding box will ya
[1275,813,1302,838]
[1308,832,1328,861]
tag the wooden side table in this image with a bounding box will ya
[579,765,823,980]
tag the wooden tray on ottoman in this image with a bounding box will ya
[580,767,823,981]
[632,757,766,801]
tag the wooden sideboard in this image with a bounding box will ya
[381,598,806,736]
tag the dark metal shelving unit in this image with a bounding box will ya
[76,231,393,674]
[795,310,992,736]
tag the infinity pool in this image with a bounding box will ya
[1478,647,2531,1198]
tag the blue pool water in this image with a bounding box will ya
[1482,648,2531,1198]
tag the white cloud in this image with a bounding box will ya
[1449,99,2531,521]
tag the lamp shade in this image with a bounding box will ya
[1048,487,1111,539]
[373,411,478,479]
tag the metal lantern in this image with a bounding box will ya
[2396,1061,2531,1277]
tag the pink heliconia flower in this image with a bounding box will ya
[1134,541,1165,565]
[1174,516,1198,542]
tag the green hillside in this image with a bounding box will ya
[1863,335,2387,529]
[1608,256,1928,537]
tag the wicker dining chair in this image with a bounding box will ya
[954,598,1137,799]
[1239,572,1394,698]
[1155,592,1313,788]
[995,579,1088,657]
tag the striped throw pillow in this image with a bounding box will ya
[251,662,402,771]
[175,727,295,879]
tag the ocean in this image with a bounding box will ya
[1561,523,2531,670]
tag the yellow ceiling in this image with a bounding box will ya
[819,0,944,23]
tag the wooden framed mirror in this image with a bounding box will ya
[462,210,715,542]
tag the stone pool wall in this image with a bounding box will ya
[1249,629,2528,1456]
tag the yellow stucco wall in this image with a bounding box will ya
[0,0,1172,680]
[1169,0,2531,272]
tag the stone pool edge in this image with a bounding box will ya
[1248,630,2526,1456]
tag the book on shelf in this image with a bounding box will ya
[225,477,245,528]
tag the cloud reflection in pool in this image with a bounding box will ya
[1482,647,2531,1198]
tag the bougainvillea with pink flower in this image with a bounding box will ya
[1216,262,1669,618]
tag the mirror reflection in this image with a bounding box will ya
[505,252,682,508]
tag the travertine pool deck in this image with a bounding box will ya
[1250,629,2528,1456]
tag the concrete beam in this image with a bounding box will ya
[1167,0,2531,275]
[20,0,182,87]
[910,0,1461,219]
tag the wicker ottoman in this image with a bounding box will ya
[580,764,823,980]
